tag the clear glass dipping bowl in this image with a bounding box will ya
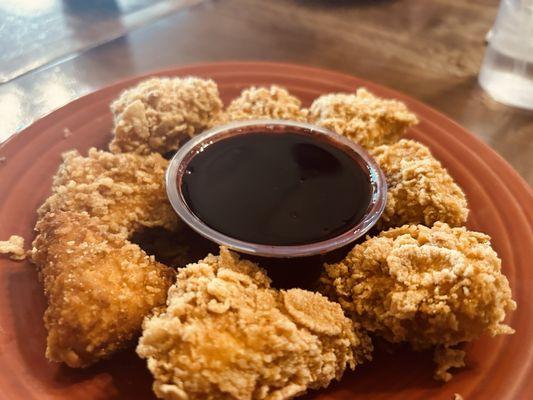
[166,119,387,258]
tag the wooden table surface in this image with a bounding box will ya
[0,0,531,184]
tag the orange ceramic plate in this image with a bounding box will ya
[0,62,531,400]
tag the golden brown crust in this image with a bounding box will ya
[109,77,224,155]
[308,88,418,149]
[32,211,174,368]
[31,148,179,367]
[371,139,469,229]
[223,85,308,123]
[320,222,515,380]
[0,235,26,260]
[37,148,179,237]
[138,248,371,400]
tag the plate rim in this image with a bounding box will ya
[0,61,531,399]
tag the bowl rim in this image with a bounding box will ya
[166,119,387,258]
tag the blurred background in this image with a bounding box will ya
[0,0,531,184]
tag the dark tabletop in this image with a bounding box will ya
[1,0,531,184]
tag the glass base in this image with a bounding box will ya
[479,46,533,110]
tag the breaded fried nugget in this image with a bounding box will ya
[32,211,174,368]
[138,248,371,400]
[308,88,418,149]
[110,77,224,155]
[320,222,516,381]
[32,148,179,367]
[224,85,308,123]
[38,148,179,237]
[371,139,468,229]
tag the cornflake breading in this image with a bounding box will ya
[320,222,515,381]
[0,235,26,260]
[138,247,371,400]
[31,148,180,367]
[37,148,179,238]
[110,77,223,155]
[308,88,418,149]
[223,85,308,123]
[31,211,174,368]
[371,139,468,229]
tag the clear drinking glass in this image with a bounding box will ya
[478,0,533,109]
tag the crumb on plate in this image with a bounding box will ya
[434,346,466,382]
[0,235,26,260]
